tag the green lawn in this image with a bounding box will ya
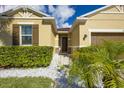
[0,77,55,88]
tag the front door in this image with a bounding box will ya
[61,37,68,53]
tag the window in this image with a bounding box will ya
[20,25,32,45]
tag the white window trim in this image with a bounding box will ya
[19,25,33,46]
[88,29,124,46]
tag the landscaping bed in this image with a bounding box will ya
[69,41,124,88]
[0,46,53,68]
[0,77,55,88]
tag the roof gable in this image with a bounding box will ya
[100,6,119,13]
[0,6,50,17]
[79,6,111,17]
[79,5,124,18]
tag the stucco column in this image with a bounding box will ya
[54,34,60,53]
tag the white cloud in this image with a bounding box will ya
[31,5,42,10]
[0,5,17,13]
[35,5,47,13]
[48,5,55,13]
[62,23,71,28]
[47,5,75,28]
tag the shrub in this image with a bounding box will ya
[0,46,53,68]
[69,41,124,88]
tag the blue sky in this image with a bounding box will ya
[0,5,105,28]
[39,5,105,28]
[65,5,105,26]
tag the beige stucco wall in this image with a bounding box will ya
[70,6,124,47]
[0,11,56,47]
[79,13,124,47]
[70,26,80,48]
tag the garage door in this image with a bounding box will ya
[91,33,124,45]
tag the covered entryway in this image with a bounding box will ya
[58,28,70,54]
[91,32,124,45]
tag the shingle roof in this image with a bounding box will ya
[57,28,70,31]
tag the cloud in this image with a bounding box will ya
[31,5,43,11]
[47,5,75,28]
[48,5,55,13]
[34,5,47,13]
[0,5,17,13]
[62,23,71,28]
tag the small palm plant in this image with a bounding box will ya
[69,41,124,88]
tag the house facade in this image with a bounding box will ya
[70,5,124,51]
[0,5,124,54]
[0,6,58,47]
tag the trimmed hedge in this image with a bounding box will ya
[0,46,53,68]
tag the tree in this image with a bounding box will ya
[69,41,124,88]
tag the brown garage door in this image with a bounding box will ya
[91,33,124,45]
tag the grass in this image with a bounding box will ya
[0,77,55,88]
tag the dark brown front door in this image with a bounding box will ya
[62,37,68,53]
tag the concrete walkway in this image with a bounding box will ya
[0,54,70,80]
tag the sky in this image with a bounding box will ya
[0,5,105,28]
